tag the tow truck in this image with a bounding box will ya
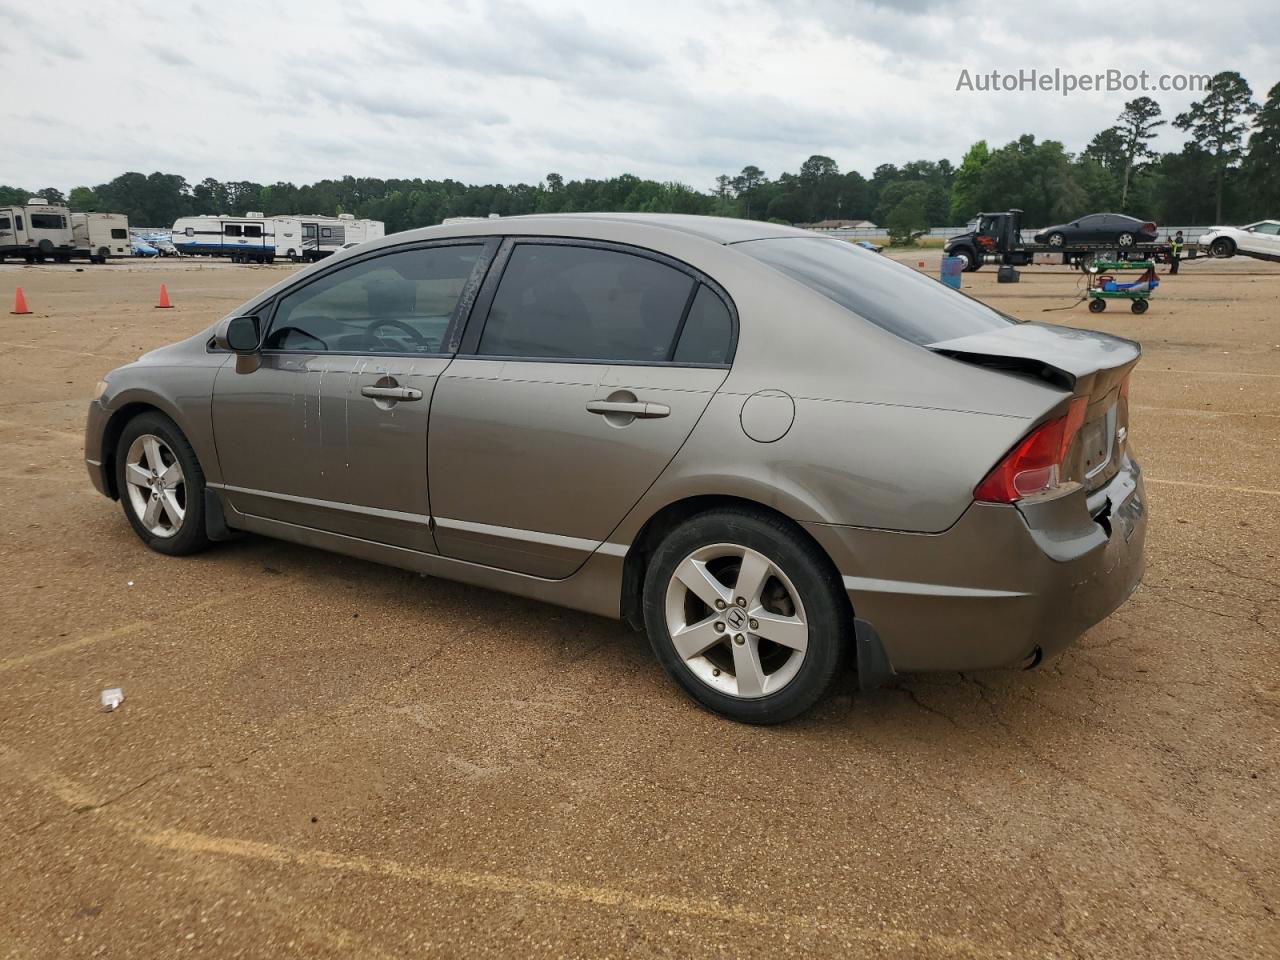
[943,209,1195,272]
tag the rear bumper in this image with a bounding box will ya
[803,455,1146,672]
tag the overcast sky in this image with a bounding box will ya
[3,0,1276,192]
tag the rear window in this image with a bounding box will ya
[736,236,1015,345]
[110,228,127,240]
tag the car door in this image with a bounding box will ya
[1243,222,1280,257]
[211,240,493,551]
[427,239,736,578]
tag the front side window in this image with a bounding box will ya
[264,244,484,354]
[1255,222,1280,236]
[477,244,695,362]
[738,236,1015,346]
[110,228,127,240]
[224,224,243,237]
[303,224,316,238]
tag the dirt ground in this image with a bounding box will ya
[1,252,1277,959]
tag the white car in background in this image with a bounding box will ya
[1201,220,1280,262]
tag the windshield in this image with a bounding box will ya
[735,236,1017,346]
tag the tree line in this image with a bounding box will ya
[4,72,1276,240]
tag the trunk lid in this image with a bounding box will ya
[928,322,1140,494]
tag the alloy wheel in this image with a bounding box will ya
[664,543,808,699]
[124,434,186,538]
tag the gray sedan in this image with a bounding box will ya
[85,214,1146,723]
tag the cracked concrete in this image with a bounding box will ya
[1,257,1277,958]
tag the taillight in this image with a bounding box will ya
[974,397,1089,503]
[1143,222,1155,233]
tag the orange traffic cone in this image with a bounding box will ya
[11,287,31,315]
[155,284,173,309]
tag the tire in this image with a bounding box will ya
[1047,232,1065,248]
[642,508,849,724]
[1211,237,1235,258]
[1131,299,1148,314]
[1089,298,1106,313]
[114,412,211,556]
[1117,232,1135,248]
[951,247,975,271]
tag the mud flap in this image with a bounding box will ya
[204,489,241,541]
[854,618,895,692]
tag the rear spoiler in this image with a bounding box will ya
[928,322,1140,397]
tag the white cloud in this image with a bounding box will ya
[2,0,1274,191]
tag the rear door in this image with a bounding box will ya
[427,239,736,578]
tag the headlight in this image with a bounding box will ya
[93,380,109,401]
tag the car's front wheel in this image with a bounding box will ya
[115,412,211,556]
[642,509,849,724]
[1211,237,1236,258]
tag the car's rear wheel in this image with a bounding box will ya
[1211,237,1235,258]
[115,412,211,556]
[1117,232,1135,248]
[642,509,849,724]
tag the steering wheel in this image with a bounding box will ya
[364,318,432,351]
[268,325,329,351]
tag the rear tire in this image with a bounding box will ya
[642,509,849,724]
[1089,298,1106,313]
[1131,299,1148,314]
[114,412,212,556]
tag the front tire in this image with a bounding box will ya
[1047,232,1065,248]
[114,412,211,556]
[1211,237,1235,258]
[642,509,849,724]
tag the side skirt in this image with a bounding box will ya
[219,498,626,620]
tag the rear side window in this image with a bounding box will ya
[737,237,1015,346]
[674,285,733,364]
[110,228,127,240]
[478,244,695,362]
[224,224,242,237]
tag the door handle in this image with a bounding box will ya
[361,385,423,401]
[586,400,670,419]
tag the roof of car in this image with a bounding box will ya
[449,213,815,245]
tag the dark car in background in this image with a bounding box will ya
[1034,213,1158,250]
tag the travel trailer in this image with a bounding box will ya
[0,199,75,261]
[274,214,385,261]
[171,212,277,262]
[171,212,385,262]
[71,212,131,263]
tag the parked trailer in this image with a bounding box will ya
[943,209,1198,272]
[71,212,131,263]
[274,214,385,261]
[171,212,277,262]
[0,200,75,262]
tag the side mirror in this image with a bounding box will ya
[216,315,262,353]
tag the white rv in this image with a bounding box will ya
[273,214,386,261]
[171,212,277,262]
[71,212,131,263]
[0,199,75,262]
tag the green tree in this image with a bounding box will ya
[949,141,989,224]
[886,183,929,245]
[1113,97,1165,210]
[1244,82,1280,217]
[1174,71,1259,222]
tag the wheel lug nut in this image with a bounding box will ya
[714,621,725,633]
[712,668,721,677]
[714,599,726,610]
[749,619,759,630]
[735,597,747,607]
[733,634,745,645]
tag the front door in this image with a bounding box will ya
[428,240,736,578]
[211,241,492,550]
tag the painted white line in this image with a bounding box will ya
[1146,478,1280,497]
[1139,368,1280,379]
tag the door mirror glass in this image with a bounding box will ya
[223,315,261,353]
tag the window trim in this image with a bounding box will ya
[456,236,738,368]
[244,237,500,359]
